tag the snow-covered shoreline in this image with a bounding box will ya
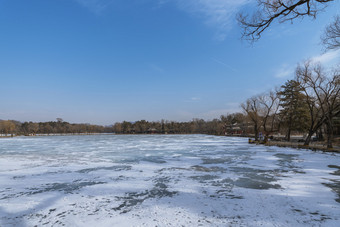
[0,135,339,226]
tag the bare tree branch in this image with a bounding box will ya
[238,0,334,42]
[322,15,340,50]
[295,60,340,148]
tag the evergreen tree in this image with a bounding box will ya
[278,80,310,141]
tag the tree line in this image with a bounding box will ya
[112,119,227,135]
[0,118,111,136]
[0,118,234,137]
[241,60,340,149]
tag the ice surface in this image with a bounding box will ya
[0,134,339,226]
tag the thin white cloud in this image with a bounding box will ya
[211,57,238,72]
[274,50,340,79]
[74,0,115,14]
[311,49,340,65]
[184,97,201,103]
[169,0,252,40]
[275,64,294,78]
[149,64,165,74]
[190,97,200,101]
[74,0,251,39]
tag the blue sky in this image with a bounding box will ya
[1,0,340,125]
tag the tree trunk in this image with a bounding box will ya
[254,124,259,141]
[286,127,291,142]
[326,121,333,149]
[304,129,313,145]
[285,115,293,142]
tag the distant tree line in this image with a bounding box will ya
[112,119,228,135]
[0,117,240,137]
[0,118,111,136]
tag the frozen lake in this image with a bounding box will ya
[0,134,340,226]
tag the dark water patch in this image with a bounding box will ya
[275,153,301,169]
[275,153,299,160]
[291,169,306,174]
[0,193,22,200]
[0,188,12,200]
[148,185,177,198]
[323,179,340,203]
[211,178,234,190]
[190,175,220,183]
[230,166,267,173]
[201,151,253,165]
[116,158,139,164]
[213,175,280,190]
[0,180,105,200]
[234,177,281,190]
[230,166,280,176]
[109,175,129,182]
[290,207,332,222]
[13,170,73,180]
[234,146,250,151]
[199,178,244,200]
[217,178,234,184]
[191,165,226,173]
[141,156,166,164]
[157,167,188,173]
[214,189,244,199]
[112,180,177,214]
[112,192,149,213]
[213,179,243,199]
[202,157,233,165]
[48,208,56,214]
[292,208,306,215]
[228,167,282,189]
[77,165,131,173]
[328,165,340,176]
[12,175,25,180]
[266,147,277,152]
[27,181,106,194]
[308,211,331,221]
[230,166,304,178]
[153,176,170,184]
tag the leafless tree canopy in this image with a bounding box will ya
[322,15,340,49]
[238,0,334,41]
[241,91,280,140]
[295,60,340,148]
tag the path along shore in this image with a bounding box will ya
[262,140,340,153]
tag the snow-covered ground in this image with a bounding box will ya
[0,134,339,226]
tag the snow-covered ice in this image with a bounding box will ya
[0,134,339,226]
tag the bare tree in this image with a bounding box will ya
[238,0,335,41]
[296,61,340,148]
[258,90,281,136]
[241,96,263,140]
[322,15,340,50]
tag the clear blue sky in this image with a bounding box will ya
[1,0,340,125]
